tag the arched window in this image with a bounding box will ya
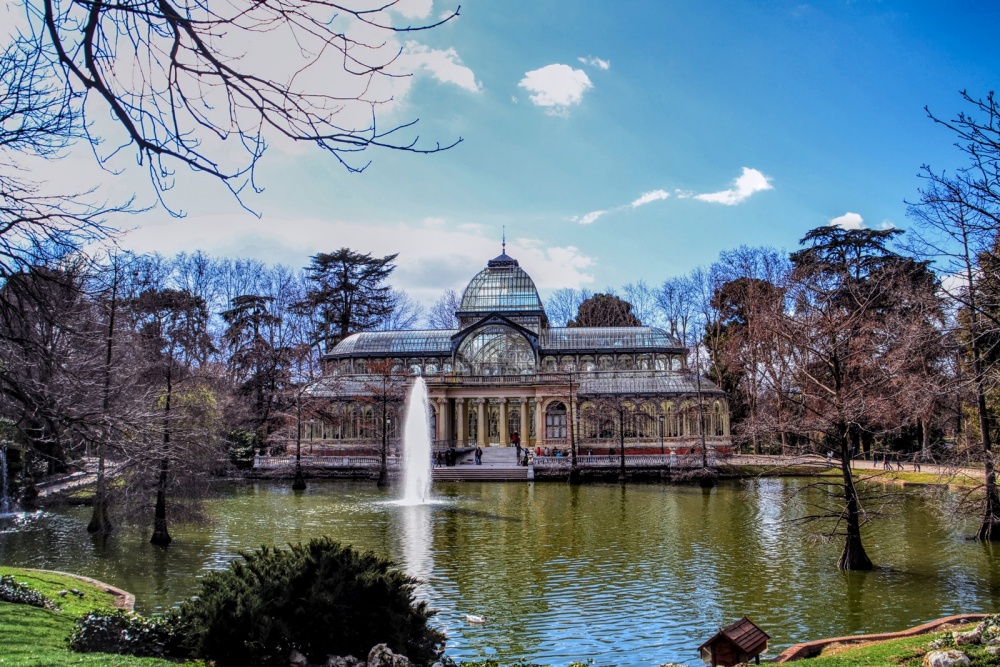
[638,402,656,438]
[714,400,727,436]
[508,405,521,440]
[457,325,536,376]
[662,402,678,437]
[488,403,500,441]
[545,401,567,439]
[468,409,478,443]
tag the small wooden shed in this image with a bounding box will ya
[698,616,769,666]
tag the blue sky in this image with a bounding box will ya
[106,0,1000,307]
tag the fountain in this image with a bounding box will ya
[0,445,13,514]
[400,376,433,505]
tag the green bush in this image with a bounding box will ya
[0,574,59,610]
[178,537,443,667]
[69,609,185,658]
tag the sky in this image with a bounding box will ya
[50,0,1000,308]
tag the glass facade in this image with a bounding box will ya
[456,326,536,375]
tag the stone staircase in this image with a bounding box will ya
[433,446,529,481]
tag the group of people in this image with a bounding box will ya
[873,451,921,472]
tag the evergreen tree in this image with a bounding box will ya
[295,249,398,352]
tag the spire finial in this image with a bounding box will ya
[502,225,506,254]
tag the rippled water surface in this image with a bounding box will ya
[3,478,1000,666]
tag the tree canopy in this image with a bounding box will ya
[567,293,642,328]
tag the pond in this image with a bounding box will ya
[2,478,999,667]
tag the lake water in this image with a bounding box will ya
[1,478,999,666]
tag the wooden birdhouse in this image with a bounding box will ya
[698,616,769,666]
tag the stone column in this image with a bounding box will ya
[535,399,545,446]
[498,398,508,446]
[519,398,529,445]
[477,399,487,447]
[454,398,466,446]
[436,399,450,443]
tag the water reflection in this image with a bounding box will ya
[2,479,1000,667]
[400,504,433,595]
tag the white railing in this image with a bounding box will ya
[532,453,718,469]
[253,455,401,469]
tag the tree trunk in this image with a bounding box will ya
[970,323,1000,540]
[151,375,172,546]
[837,429,872,570]
[920,416,932,461]
[618,411,626,483]
[151,457,172,546]
[377,431,389,488]
[89,266,118,535]
[86,450,111,534]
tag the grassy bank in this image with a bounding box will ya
[0,566,203,667]
[790,626,1000,666]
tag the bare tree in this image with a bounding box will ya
[657,276,696,346]
[129,287,216,545]
[756,226,941,569]
[426,289,461,329]
[910,93,1000,538]
[361,360,408,488]
[378,289,424,331]
[21,0,461,208]
[545,288,591,328]
[621,281,661,327]
[1,38,122,276]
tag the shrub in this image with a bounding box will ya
[68,609,185,658]
[178,537,444,667]
[0,574,59,610]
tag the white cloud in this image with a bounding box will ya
[518,64,593,115]
[939,271,968,297]
[575,210,606,225]
[829,212,865,230]
[630,189,670,208]
[694,167,773,205]
[578,56,611,70]
[879,220,897,230]
[401,42,481,93]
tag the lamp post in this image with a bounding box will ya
[659,414,665,457]
[386,416,392,458]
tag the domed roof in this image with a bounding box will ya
[458,251,543,314]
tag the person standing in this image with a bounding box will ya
[512,431,521,462]
[475,446,483,465]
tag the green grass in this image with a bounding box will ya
[0,567,203,667]
[795,628,1000,667]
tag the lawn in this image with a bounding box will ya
[792,627,1000,667]
[0,567,203,667]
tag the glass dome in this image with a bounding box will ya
[458,252,543,313]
